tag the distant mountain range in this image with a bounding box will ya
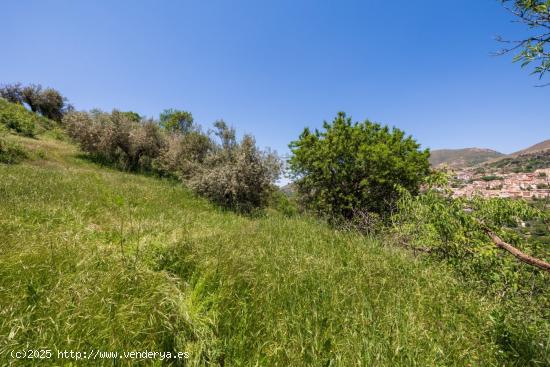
[429,148,504,168]
[429,139,550,169]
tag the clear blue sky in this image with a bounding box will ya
[2,0,548,157]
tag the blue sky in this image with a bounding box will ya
[2,0,548,158]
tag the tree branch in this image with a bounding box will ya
[480,225,550,272]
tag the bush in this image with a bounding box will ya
[0,98,37,136]
[153,119,281,212]
[190,134,281,212]
[0,136,28,164]
[64,110,165,171]
[289,112,430,221]
[153,131,213,179]
[65,110,281,212]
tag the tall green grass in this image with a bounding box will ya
[0,136,510,365]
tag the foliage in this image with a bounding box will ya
[153,130,213,179]
[36,87,67,121]
[268,189,300,217]
[66,110,281,212]
[481,175,502,181]
[159,108,194,134]
[0,83,23,103]
[390,184,549,364]
[0,136,509,365]
[63,110,165,171]
[120,110,142,122]
[498,0,550,82]
[483,150,550,173]
[0,136,27,164]
[288,112,430,221]
[189,128,282,212]
[0,83,70,121]
[0,98,41,136]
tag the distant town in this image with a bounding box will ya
[450,168,550,199]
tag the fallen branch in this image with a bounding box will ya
[480,225,550,272]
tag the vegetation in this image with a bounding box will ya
[481,175,502,181]
[0,135,514,366]
[483,150,550,173]
[159,108,195,134]
[1,85,549,365]
[390,182,549,364]
[498,0,550,82]
[0,97,55,137]
[64,109,165,171]
[429,148,504,168]
[0,135,28,164]
[187,127,281,212]
[289,112,430,220]
[0,83,70,122]
[64,108,281,212]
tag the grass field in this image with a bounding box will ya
[0,134,515,366]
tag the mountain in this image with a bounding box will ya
[511,139,550,157]
[483,149,550,173]
[429,148,505,168]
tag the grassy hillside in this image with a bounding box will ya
[429,148,504,168]
[0,134,508,366]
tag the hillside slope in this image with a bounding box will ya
[429,148,504,168]
[0,135,504,365]
[511,139,550,156]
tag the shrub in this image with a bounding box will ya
[128,120,166,171]
[189,133,281,212]
[288,112,430,221]
[0,136,28,164]
[154,131,213,179]
[0,98,37,136]
[64,110,165,171]
[66,109,281,211]
[120,111,142,122]
[155,119,281,212]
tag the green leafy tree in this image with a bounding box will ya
[498,0,550,83]
[159,108,194,133]
[288,112,430,220]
